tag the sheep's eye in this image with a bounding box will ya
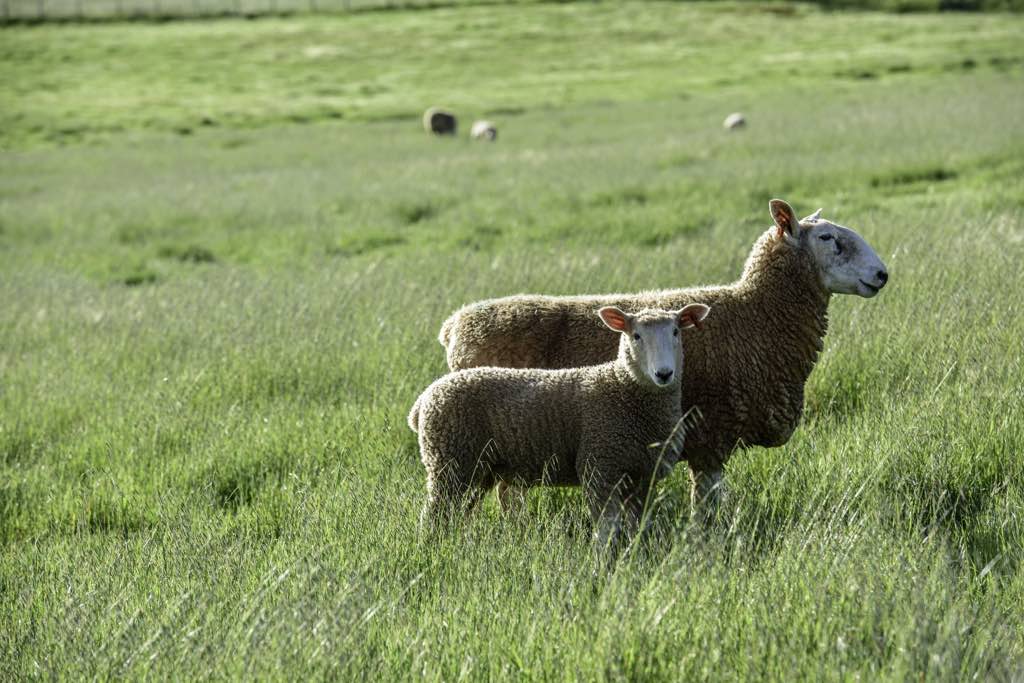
[819,234,833,241]
[633,333,641,341]
[673,328,679,337]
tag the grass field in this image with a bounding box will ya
[2,2,1024,679]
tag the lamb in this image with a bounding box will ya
[438,200,889,522]
[423,107,457,136]
[409,304,711,554]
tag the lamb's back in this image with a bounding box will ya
[418,365,598,480]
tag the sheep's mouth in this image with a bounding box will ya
[858,279,880,296]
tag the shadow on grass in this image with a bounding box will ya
[157,244,218,264]
[870,165,958,188]
[201,448,297,511]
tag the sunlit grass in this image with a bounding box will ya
[1,3,1024,679]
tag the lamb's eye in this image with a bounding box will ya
[633,333,641,341]
[673,328,679,337]
[819,234,833,241]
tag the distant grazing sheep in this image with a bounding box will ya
[438,200,889,522]
[470,120,497,141]
[723,113,746,130]
[409,305,710,555]
[423,107,457,135]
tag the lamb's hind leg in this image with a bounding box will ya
[420,466,472,535]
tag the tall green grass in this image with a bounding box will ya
[1,3,1023,679]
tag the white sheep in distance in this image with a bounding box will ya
[723,112,746,130]
[409,304,711,555]
[470,120,497,141]
[437,200,889,523]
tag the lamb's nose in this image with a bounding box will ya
[655,369,674,383]
[877,270,889,285]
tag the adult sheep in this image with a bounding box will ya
[438,200,889,521]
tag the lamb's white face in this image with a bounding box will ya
[770,200,889,298]
[627,317,683,387]
[802,217,889,297]
[598,304,711,388]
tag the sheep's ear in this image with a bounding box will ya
[803,208,823,223]
[769,199,800,244]
[598,307,632,333]
[677,304,710,330]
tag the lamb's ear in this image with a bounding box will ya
[597,306,632,333]
[769,199,800,244]
[677,304,710,330]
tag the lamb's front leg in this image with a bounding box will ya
[580,469,614,548]
[589,491,624,559]
[588,486,646,562]
[495,482,527,514]
[688,461,724,525]
[582,476,634,567]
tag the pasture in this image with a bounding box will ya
[1,2,1024,679]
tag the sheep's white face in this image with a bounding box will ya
[771,201,889,298]
[802,217,889,297]
[598,305,711,388]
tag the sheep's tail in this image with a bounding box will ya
[407,395,422,434]
[438,311,459,349]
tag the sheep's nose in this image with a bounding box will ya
[655,369,674,383]
[877,270,889,286]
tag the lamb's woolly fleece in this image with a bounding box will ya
[410,310,685,544]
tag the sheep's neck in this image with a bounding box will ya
[738,235,831,381]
